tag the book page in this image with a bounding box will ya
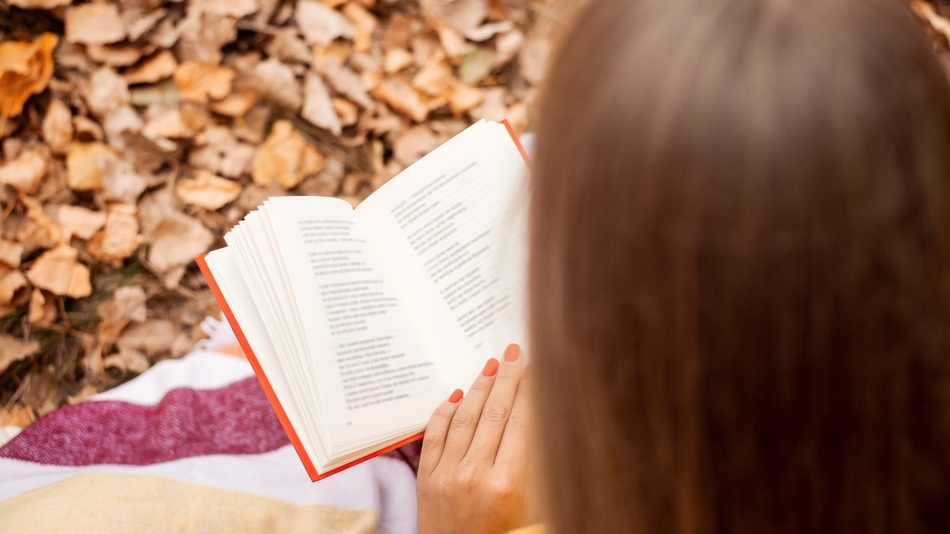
[356,121,530,386]
[259,196,446,452]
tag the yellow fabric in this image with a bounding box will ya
[0,472,379,533]
[509,525,546,534]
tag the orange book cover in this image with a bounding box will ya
[195,120,529,481]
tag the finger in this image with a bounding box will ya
[419,388,464,477]
[494,362,533,470]
[439,357,500,464]
[466,344,525,464]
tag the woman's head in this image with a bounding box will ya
[530,0,950,531]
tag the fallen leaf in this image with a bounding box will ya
[176,170,242,209]
[393,124,442,166]
[0,268,30,309]
[434,23,471,60]
[147,211,215,272]
[210,90,259,117]
[332,97,359,127]
[251,119,326,189]
[25,245,92,299]
[86,44,154,68]
[266,28,312,64]
[413,58,453,95]
[302,72,341,134]
[343,2,378,53]
[6,0,69,8]
[0,146,49,193]
[101,156,151,204]
[102,105,144,148]
[237,58,302,111]
[103,346,151,374]
[123,51,179,85]
[457,46,496,85]
[97,286,147,349]
[84,67,132,118]
[42,99,73,154]
[324,60,373,107]
[28,289,56,326]
[0,334,38,375]
[88,205,142,264]
[65,3,127,46]
[0,240,24,268]
[494,29,524,67]
[173,61,236,103]
[124,8,168,42]
[0,33,57,119]
[46,205,107,241]
[448,82,484,115]
[176,11,237,63]
[66,142,114,191]
[189,126,257,178]
[73,115,105,142]
[191,0,259,18]
[383,48,414,74]
[519,33,552,85]
[296,0,357,46]
[465,20,514,42]
[371,77,430,122]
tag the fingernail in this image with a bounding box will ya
[482,358,499,377]
[448,389,463,403]
[503,343,520,363]
[523,364,532,380]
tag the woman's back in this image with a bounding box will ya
[529,0,950,532]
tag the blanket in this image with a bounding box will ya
[0,318,419,533]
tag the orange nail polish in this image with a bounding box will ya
[503,343,520,363]
[482,358,499,377]
[448,389,463,403]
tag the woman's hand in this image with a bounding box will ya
[417,344,534,534]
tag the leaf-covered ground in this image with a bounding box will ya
[1,0,948,434]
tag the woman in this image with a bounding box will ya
[419,0,950,532]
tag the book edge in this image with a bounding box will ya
[195,252,320,481]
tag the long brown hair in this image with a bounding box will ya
[529,0,950,532]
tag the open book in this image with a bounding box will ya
[197,120,530,480]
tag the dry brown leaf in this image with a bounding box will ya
[448,82,485,115]
[123,51,179,85]
[147,210,215,272]
[124,8,169,42]
[210,90,259,117]
[6,0,69,8]
[116,319,191,360]
[86,44,154,68]
[42,99,73,154]
[26,245,92,299]
[302,73,341,134]
[413,58,453,95]
[324,60,373,108]
[88,205,142,264]
[65,3,127,46]
[0,146,49,193]
[0,33,57,119]
[101,157,151,204]
[466,20,514,42]
[0,267,29,309]
[66,142,114,191]
[0,334,39,375]
[102,106,144,148]
[332,97,359,127]
[251,120,326,189]
[191,0,259,17]
[0,239,24,268]
[518,33,552,86]
[383,48,414,74]
[73,115,104,142]
[240,58,302,111]
[104,347,150,374]
[176,12,237,63]
[173,61,235,103]
[266,28,312,64]
[189,126,257,178]
[343,2,378,53]
[46,205,107,240]
[97,286,147,349]
[431,0,486,33]
[494,29,524,67]
[28,288,56,326]
[296,0,357,46]
[85,67,132,118]
[176,170,242,209]
[393,124,443,166]
[371,77,430,122]
[434,24,471,60]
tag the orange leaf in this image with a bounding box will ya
[0,33,57,119]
